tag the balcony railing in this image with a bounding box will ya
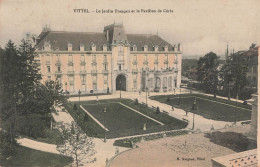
[174,61,178,64]
[55,61,61,66]
[102,70,109,74]
[143,61,148,65]
[80,70,86,75]
[154,60,159,64]
[132,69,138,74]
[55,71,62,75]
[91,61,97,65]
[164,60,168,64]
[68,62,74,66]
[174,68,178,72]
[103,61,108,65]
[80,61,86,66]
[132,60,137,65]
[68,71,74,75]
[91,70,98,75]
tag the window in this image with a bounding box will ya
[163,77,167,88]
[46,55,50,63]
[80,65,85,71]
[114,40,116,43]
[69,76,74,85]
[56,54,60,62]
[133,80,137,88]
[81,75,86,85]
[68,43,72,51]
[150,78,153,88]
[92,55,96,62]
[57,66,61,72]
[133,45,137,51]
[104,55,107,62]
[118,45,123,55]
[68,65,73,71]
[144,45,148,51]
[168,77,172,87]
[69,76,74,91]
[80,54,85,62]
[47,66,50,72]
[93,82,97,90]
[104,64,107,70]
[57,76,62,84]
[164,45,168,51]
[48,76,51,81]
[119,65,121,71]
[68,54,73,62]
[80,44,84,51]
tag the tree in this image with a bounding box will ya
[197,52,219,97]
[57,121,96,167]
[0,40,42,143]
[219,51,249,99]
[34,79,68,129]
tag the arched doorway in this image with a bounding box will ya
[116,75,126,91]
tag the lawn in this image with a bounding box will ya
[0,145,73,167]
[67,99,188,139]
[150,94,252,122]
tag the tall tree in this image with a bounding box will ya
[197,52,219,97]
[35,79,68,129]
[0,40,41,144]
[57,121,96,167]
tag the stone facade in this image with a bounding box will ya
[30,23,182,95]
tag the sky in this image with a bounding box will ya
[0,0,259,57]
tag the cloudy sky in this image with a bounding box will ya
[0,0,259,57]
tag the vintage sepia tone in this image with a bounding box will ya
[0,0,259,167]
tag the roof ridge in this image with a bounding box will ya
[49,31,104,34]
[127,33,155,36]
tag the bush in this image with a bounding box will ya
[135,99,138,105]
[16,114,50,139]
[156,107,160,114]
[0,131,17,158]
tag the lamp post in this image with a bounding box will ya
[78,89,81,105]
[192,97,197,130]
[120,79,122,99]
[178,88,181,105]
[147,79,150,96]
[146,87,148,107]
[234,93,238,125]
[104,106,107,142]
[65,82,68,97]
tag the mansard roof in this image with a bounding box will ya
[36,31,109,51]
[35,24,176,52]
[127,34,174,51]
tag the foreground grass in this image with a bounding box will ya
[150,94,252,122]
[0,145,73,167]
[67,99,188,139]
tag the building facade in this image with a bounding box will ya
[30,23,182,95]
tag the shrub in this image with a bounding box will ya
[156,107,160,114]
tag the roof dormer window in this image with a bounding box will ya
[80,44,84,51]
[144,45,148,52]
[164,45,168,52]
[68,43,72,51]
[91,43,96,52]
[44,41,51,51]
[103,44,107,51]
[154,45,158,52]
[133,45,137,51]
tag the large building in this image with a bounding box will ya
[29,23,182,95]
